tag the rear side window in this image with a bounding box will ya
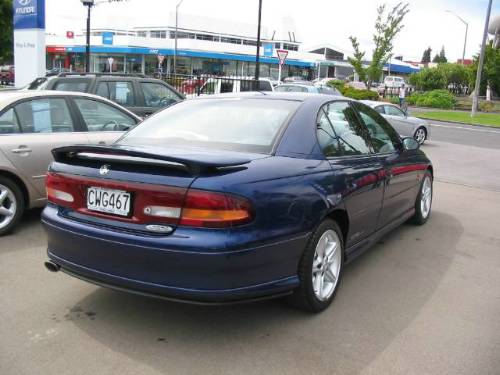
[14,98,74,133]
[316,101,372,157]
[0,108,20,134]
[374,106,385,114]
[141,82,181,108]
[120,99,300,154]
[74,98,136,132]
[53,81,90,92]
[354,103,400,153]
[384,105,405,117]
[97,81,135,106]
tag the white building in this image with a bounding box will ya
[46,12,351,80]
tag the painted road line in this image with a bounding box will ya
[429,123,500,134]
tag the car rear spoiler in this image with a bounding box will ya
[52,144,252,175]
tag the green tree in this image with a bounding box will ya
[421,47,432,64]
[432,46,447,64]
[0,0,13,64]
[469,41,500,96]
[348,2,410,88]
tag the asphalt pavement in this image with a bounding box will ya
[0,121,499,375]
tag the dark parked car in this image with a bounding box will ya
[26,73,185,117]
[42,93,433,313]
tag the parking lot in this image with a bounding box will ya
[1,122,499,375]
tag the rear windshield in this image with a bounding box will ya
[119,98,300,154]
[275,85,309,93]
[53,80,90,92]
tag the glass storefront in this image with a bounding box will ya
[47,51,313,79]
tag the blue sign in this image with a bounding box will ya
[263,43,274,57]
[13,0,45,30]
[102,32,114,45]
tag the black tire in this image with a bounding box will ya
[0,176,25,236]
[410,171,433,225]
[288,219,344,313]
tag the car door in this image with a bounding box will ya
[70,97,139,145]
[137,81,183,117]
[383,105,413,137]
[0,96,88,196]
[353,102,419,228]
[317,101,385,246]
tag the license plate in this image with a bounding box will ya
[87,187,131,216]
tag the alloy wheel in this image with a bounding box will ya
[420,176,432,219]
[312,229,342,301]
[415,128,426,145]
[0,184,17,230]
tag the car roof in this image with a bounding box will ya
[360,100,392,108]
[0,90,141,119]
[191,91,346,103]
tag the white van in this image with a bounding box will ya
[198,77,274,96]
[383,76,405,88]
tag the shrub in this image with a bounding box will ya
[326,79,345,91]
[341,86,379,101]
[407,89,456,109]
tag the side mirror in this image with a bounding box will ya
[402,137,419,151]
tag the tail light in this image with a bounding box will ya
[46,172,253,228]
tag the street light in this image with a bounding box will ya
[472,0,493,117]
[81,0,95,73]
[446,10,469,65]
[173,0,184,75]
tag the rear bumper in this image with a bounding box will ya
[42,205,306,303]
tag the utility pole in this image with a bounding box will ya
[472,0,493,117]
[254,0,263,86]
[174,0,184,75]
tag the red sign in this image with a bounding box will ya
[47,46,67,53]
[66,31,75,39]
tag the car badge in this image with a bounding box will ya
[99,165,110,176]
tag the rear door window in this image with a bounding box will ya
[384,105,405,117]
[98,81,135,106]
[317,101,373,157]
[14,98,75,133]
[0,108,20,134]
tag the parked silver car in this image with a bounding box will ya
[0,90,141,235]
[362,101,431,145]
[275,84,342,96]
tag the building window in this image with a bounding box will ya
[171,31,196,39]
[274,42,281,49]
[283,43,298,51]
[196,34,215,41]
[221,37,242,45]
[150,30,167,39]
[137,31,147,37]
[243,40,258,46]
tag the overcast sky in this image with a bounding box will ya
[45,0,500,62]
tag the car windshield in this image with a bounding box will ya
[119,98,300,154]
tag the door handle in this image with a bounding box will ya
[11,146,32,154]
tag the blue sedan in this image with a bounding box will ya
[42,93,433,313]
